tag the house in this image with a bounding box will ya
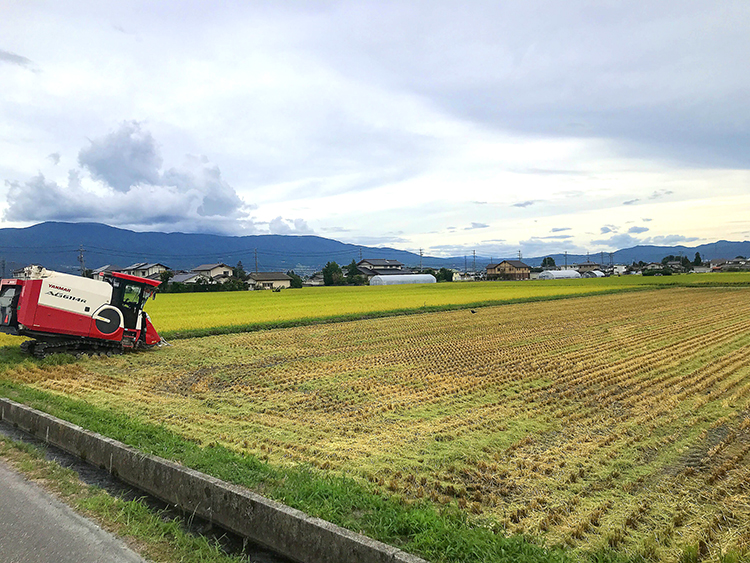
[192,263,233,282]
[303,272,325,287]
[248,272,292,290]
[452,271,475,282]
[91,264,121,276]
[122,262,169,278]
[171,272,204,284]
[356,259,414,281]
[720,258,750,271]
[486,260,530,281]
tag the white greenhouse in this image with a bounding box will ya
[370,274,437,285]
[538,270,582,280]
[582,270,606,278]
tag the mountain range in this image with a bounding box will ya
[1,222,749,276]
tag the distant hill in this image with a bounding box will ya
[0,222,451,276]
[1,222,748,276]
[521,241,750,268]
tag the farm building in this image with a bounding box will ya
[486,260,530,281]
[248,272,292,290]
[370,274,436,285]
[356,259,415,281]
[538,270,582,280]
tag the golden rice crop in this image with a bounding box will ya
[145,273,750,335]
[6,286,750,560]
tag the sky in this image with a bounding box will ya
[2,1,749,259]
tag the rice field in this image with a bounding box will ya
[147,272,750,335]
[7,286,750,561]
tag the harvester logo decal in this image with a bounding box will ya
[49,284,71,292]
[45,290,87,304]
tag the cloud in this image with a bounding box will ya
[649,189,673,200]
[0,49,34,69]
[348,235,410,246]
[600,226,615,234]
[591,233,643,248]
[268,216,314,235]
[78,121,162,192]
[512,200,536,208]
[592,232,699,249]
[4,123,255,233]
[47,153,61,165]
[623,199,640,205]
[649,234,700,245]
[628,226,650,234]
[642,218,652,222]
[465,222,489,230]
[551,227,571,233]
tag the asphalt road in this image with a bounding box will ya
[0,460,147,563]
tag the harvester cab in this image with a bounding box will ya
[0,266,162,358]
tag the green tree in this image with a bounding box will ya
[541,256,556,268]
[322,261,344,286]
[437,267,453,282]
[344,260,365,285]
[693,252,702,267]
[234,261,248,281]
[286,270,303,289]
[159,270,174,284]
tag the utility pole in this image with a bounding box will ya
[517,250,522,260]
[419,248,423,272]
[359,248,362,261]
[77,245,86,277]
[601,251,604,265]
[564,251,568,269]
[254,248,258,273]
[472,250,476,273]
[464,255,467,273]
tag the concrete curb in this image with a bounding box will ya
[0,398,428,563]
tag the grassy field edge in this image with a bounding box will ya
[0,380,649,563]
[0,434,248,563]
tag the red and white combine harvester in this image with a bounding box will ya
[0,266,162,358]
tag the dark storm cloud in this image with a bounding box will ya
[0,49,33,68]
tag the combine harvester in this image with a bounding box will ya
[0,266,162,358]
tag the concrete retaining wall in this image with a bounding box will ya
[0,398,428,563]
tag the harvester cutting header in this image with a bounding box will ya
[0,266,162,358]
